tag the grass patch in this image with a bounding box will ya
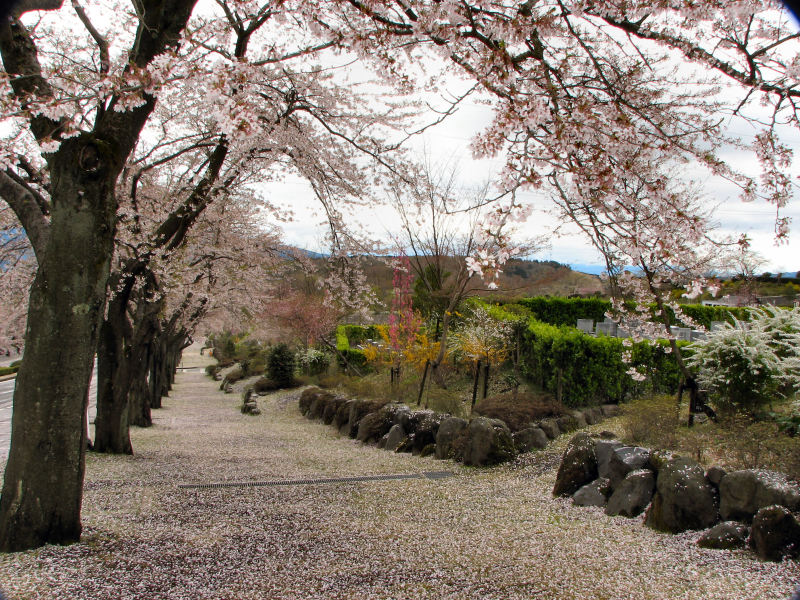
[473,391,564,432]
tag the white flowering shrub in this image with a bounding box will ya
[686,307,800,414]
[296,348,332,376]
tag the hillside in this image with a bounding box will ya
[355,256,605,305]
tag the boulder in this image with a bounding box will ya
[605,469,655,518]
[462,417,516,467]
[600,404,620,417]
[557,414,579,434]
[539,418,561,440]
[719,470,800,522]
[583,407,603,425]
[749,505,800,561]
[645,456,719,533]
[344,400,383,439]
[356,406,394,444]
[308,391,335,420]
[435,417,469,460]
[513,427,549,453]
[595,439,624,480]
[390,405,413,429]
[605,446,650,489]
[419,444,436,458]
[298,387,318,415]
[242,399,259,415]
[322,396,347,425]
[384,424,407,452]
[705,466,727,489]
[697,522,750,550]
[573,477,611,508]
[553,432,598,497]
[334,399,356,432]
[646,449,674,474]
[569,411,588,429]
[408,411,446,454]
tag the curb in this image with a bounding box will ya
[0,373,16,382]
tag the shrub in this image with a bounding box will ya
[339,324,381,346]
[337,348,369,373]
[0,366,17,377]
[520,319,687,406]
[621,397,800,482]
[267,343,296,387]
[515,296,746,329]
[297,348,332,376]
[473,391,563,432]
[686,307,800,415]
[318,373,352,389]
[205,364,221,378]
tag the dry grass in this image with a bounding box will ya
[0,344,796,599]
[473,391,565,432]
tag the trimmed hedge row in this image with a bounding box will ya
[338,324,381,347]
[335,324,376,371]
[516,297,749,329]
[520,320,689,407]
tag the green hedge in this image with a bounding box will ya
[516,297,748,329]
[520,319,689,407]
[335,324,378,371]
[338,324,381,347]
[517,297,612,327]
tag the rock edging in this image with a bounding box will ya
[298,387,618,468]
[554,432,800,562]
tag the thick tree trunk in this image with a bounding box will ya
[93,296,133,454]
[128,297,162,426]
[0,0,198,551]
[0,145,116,551]
[128,345,153,428]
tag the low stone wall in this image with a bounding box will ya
[554,432,800,562]
[298,387,619,467]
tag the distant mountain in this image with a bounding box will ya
[355,256,605,303]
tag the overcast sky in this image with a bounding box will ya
[265,91,797,275]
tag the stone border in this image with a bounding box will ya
[553,432,800,562]
[298,386,619,467]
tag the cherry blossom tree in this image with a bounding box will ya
[1,0,797,554]
[331,0,798,274]
[93,182,287,454]
[0,0,412,550]
[0,0,200,551]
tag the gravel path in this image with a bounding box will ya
[0,343,797,599]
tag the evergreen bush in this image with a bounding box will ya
[267,343,296,387]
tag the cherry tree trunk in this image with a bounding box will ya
[128,341,154,428]
[127,298,162,427]
[93,297,133,454]
[0,141,117,551]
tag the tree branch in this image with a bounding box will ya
[0,170,50,262]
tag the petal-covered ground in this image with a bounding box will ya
[0,344,796,599]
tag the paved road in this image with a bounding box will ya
[0,360,97,461]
